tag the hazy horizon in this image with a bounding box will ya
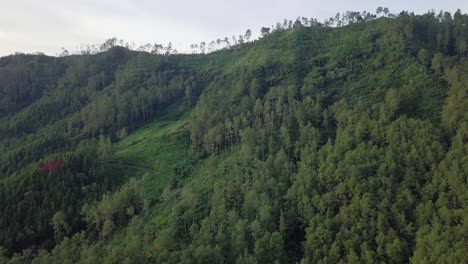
[1,0,466,56]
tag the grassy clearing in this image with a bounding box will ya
[102,113,193,202]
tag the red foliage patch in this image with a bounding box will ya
[39,159,61,173]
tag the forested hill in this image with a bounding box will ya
[0,10,467,263]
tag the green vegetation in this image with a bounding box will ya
[0,9,467,263]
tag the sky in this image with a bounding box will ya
[0,0,466,56]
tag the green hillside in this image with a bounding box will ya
[0,10,467,263]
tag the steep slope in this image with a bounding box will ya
[1,12,467,263]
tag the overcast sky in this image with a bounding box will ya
[0,0,466,56]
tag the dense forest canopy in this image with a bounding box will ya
[0,8,467,264]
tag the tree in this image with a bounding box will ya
[190,44,199,54]
[200,42,206,54]
[117,127,128,139]
[376,7,383,15]
[209,41,217,52]
[101,219,115,237]
[51,211,71,242]
[245,29,252,42]
[151,43,163,54]
[334,13,341,26]
[98,134,112,158]
[418,48,431,66]
[224,37,231,48]
[232,35,238,46]
[293,19,303,28]
[165,42,173,55]
[0,247,9,263]
[59,48,69,57]
[431,53,444,74]
[260,27,270,37]
[383,7,390,17]
[456,39,467,58]
[99,37,117,52]
[238,35,245,45]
